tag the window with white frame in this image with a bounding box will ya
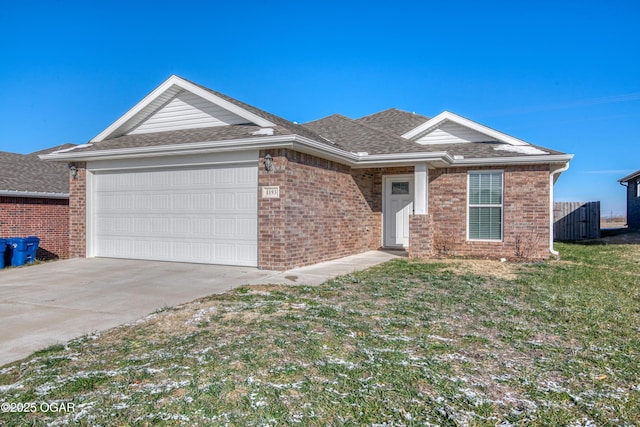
[468,171,503,240]
[636,179,640,198]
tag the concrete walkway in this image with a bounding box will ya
[0,250,400,366]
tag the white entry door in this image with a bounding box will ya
[383,175,414,248]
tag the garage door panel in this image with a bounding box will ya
[93,163,258,266]
[236,218,258,236]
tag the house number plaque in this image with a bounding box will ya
[261,186,280,198]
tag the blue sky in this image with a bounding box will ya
[1,0,638,216]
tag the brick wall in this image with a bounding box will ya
[257,152,288,269]
[258,149,384,270]
[408,214,433,258]
[0,196,69,260]
[65,151,551,267]
[428,164,550,260]
[68,163,87,258]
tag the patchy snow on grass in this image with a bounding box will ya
[568,418,598,427]
[186,306,217,326]
[428,334,455,342]
[135,379,190,395]
[134,412,191,422]
[0,381,23,392]
[249,392,268,408]
[435,352,469,362]
[317,357,359,370]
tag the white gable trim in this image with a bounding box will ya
[401,111,528,146]
[91,75,275,142]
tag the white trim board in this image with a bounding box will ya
[402,111,529,146]
[91,75,275,142]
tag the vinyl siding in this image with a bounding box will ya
[415,121,496,145]
[129,90,249,134]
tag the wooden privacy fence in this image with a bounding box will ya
[553,201,600,241]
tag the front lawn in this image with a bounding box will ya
[1,243,638,426]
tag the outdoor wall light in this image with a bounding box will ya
[69,163,78,179]
[264,154,274,172]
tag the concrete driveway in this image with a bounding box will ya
[0,251,399,366]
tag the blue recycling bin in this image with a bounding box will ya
[0,238,6,269]
[7,236,40,267]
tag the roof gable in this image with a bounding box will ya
[414,121,497,144]
[402,111,529,146]
[91,75,276,142]
[129,90,249,135]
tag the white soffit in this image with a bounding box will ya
[91,75,275,142]
[402,111,529,146]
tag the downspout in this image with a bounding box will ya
[549,162,570,257]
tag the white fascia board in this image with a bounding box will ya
[0,190,69,199]
[40,133,572,169]
[90,75,275,143]
[41,136,299,162]
[450,153,574,166]
[402,111,529,146]
[352,152,451,167]
[291,136,451,166]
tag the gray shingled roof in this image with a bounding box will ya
[356,108,430,136]
[190,79,336,146]
[303,114,565,158]
[64,125,296,154]
[304,114,426,155]
[0,145,72,195]
[48,77,566,161]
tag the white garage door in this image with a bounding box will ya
[92,163,258,266]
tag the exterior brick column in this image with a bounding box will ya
[408,214,434,258]
[257,150,288,270]
[68,162,87,258]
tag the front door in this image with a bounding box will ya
[383,175,414,248]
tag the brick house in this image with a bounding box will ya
[1,147,71,259]
[619,170,640,229]
[41,75,573,270]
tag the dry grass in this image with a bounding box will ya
[413,257,523,280]
[1,243,638,426]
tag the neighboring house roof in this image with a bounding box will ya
[356,108,430,136]
[40,75,572,168]
[619,169,640,183]
[0,144,73,197]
